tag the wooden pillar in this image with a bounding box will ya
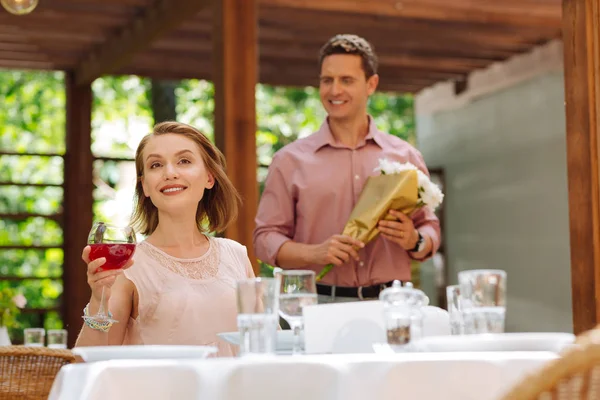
[563,0,600,334]
[63,72,93,346]
[213,0,259,274]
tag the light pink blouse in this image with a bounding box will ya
[122,236,254,357]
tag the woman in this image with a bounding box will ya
[75,121,254,356]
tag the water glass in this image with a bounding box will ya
[446,285,473,335]
[277,270,317,354]
[236,277,280,356]
[24,328,45,347]
[47,329,68,349]
[458,269,507,333]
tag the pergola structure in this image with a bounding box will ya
[0,0,597,345]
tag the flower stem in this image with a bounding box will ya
[316,263,334,281]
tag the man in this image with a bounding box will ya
[253,34,441,303]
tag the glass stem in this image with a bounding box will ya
[97,286,107,318]
[291,322,303,355]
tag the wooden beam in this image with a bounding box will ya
[176,6,559,49]
[151,32,521,60]
[260,0,561,27]
[121,51,457,91]
[140,45,493,73]
[256,5,561,38]
[63,72,93,347]
[74,0,212,85]
[563,0,600,334]
[213,0,259,274]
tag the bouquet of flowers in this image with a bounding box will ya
[0,287,26,329]
[316,158,444,281]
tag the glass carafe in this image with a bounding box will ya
[379,281,429,346]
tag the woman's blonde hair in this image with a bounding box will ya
[130,121,241,236]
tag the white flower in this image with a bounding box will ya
[420,180,444,212]
[12,294,26,309]
[375,158,444,212]
[375,158,417,175]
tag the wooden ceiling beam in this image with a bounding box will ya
[0,60,55,70]
[40,0,145,12]
[259,0,561,27]
[153,28,529,58]
[258,5,561,34]
[169,11,558,58]
[180,7,560,40]
[119,51,464,89]
[0,42,39,51]
[52,0,148,6]
[116,61,430,93]
[73,0,213,85]
[4,30,102,44]
[0,10,131,25]
[139,45,495,74]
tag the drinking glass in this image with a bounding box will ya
[278,270,317,355]
[458,269,507,333]
[84,222,136,325]
[236,277,280,356]
[47,329,68,349]
[446,285,473,335]
[24,328,45,347]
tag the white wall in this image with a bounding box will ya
[415,40,573,333]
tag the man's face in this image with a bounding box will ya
[319,54,379,121]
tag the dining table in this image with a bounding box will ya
[48,351,556,400]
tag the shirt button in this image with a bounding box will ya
[359,261,364,267]
[354,175,360,180]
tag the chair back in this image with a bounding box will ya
[502,327,600,400]
[0,345,75,400]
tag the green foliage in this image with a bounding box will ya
[0,71,65,154]
[0,70,66,339]
[0,286,26,329]
[91,76,153,159]
[176,79,214,139]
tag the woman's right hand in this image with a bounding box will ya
[82,246,134,303]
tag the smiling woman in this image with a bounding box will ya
[74,121,255,357]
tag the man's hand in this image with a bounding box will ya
[378,210,419,250]
[309,234,365,266]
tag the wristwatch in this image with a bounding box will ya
[409,231,426,253]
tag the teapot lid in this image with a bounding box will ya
[379,280,429,307]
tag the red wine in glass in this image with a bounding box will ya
[89,243,136,270]
[84,222,137,325]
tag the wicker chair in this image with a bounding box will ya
[501,332,600,400]
[0,346,75,400]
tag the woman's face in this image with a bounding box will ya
[140,133,214,213]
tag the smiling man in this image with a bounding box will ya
[253,34,441,303]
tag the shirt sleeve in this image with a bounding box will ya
[253,153,296,267]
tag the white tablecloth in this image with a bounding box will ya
[49,352,556,400]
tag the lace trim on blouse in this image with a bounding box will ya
[139,237,220,280]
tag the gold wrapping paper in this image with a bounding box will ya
[316,170,419,281]
[341,170,419,243]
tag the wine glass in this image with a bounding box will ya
[277,270,317,355]
[84,222,136,325]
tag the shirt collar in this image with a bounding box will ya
[311,115,384,153]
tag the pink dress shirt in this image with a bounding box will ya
[253,117,441,287]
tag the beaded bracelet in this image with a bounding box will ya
[82,303,114,333]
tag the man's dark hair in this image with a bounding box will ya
[318,34,378,78]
